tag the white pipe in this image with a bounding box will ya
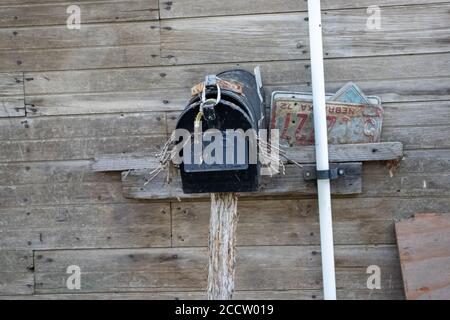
[307,0,337,300]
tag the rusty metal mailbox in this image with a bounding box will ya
[175,69,265,194]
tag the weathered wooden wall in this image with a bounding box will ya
[0,0,449,299]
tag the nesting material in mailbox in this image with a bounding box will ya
[175,69,265,194]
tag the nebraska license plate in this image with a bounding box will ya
[270,92,383,147]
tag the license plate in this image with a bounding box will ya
[270,92,384,147]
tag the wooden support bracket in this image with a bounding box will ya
[92,142,403,172]
[121,162,362,201]
[91,142,403,201]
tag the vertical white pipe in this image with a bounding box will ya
[307,0,337,300]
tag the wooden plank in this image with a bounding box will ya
[172,199,450,247]
[235,289,404,300]
[92,142,402,172]
[282,142,402,164]
[0,73,24,117]
[3,160,450,247]
[395,213,450,300]
[0,135,166,163]
[160,0,450,19]
[381,125,450,150]
[0,160,131,206]
[363,172,450,198]
[160,5,450,64]
[24,53,450,95]
[0,112,167,141]
[0,72,23,95]
[386,149,450,174]
[0,21,161,73]
[0,0,119,4]
[3,160,448,248]
[0,160,117,186]
[0,203,171,250]
[265,77,450,105]
[160,13,308,65]
[361,149,450,178]
[0,250,33,295]
[0,45,161,73]
[26,80,450,117]
[25,90,186,116]
[383,101,450,127]
[0,22,160,50]
[122,162,362,200]
[0,96,25,117]
[34,245,402,294]
[0,180,125,207]
[0,1,159,27]
[351,151,450,197]
[170,150,450,246]
[92,154,159,172]
[0,288,404,300]
[122,148,450,200]
[24,78,450,117]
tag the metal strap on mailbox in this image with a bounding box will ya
[191,77,244,97]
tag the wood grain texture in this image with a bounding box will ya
[286,143,403,163]
[3,156,448,250]
[0,45,161,73]
[33,245,402,294]
[0,0,159,27]
[121,163,362,200]
[362,170,450,198]
[0,112,167,140]
[0,162,171,249]
[0,73,24,117]
[382,125,450,150]
[172,198,450,247]
[160,0,450,19]
[23,78,450,117]
[265,77,450,105]
[0,250,33,295]
[25,90,187,116]
[0,289,404,300]
[0,135,166,162]
[0,113,167,162]
[121,147,450,200]
[0,177,125,207]
[0,22,161,72]
[92,154,160,172]
[0,113,166,162]
[170,150,450,246]
[0,0,123,4]
[0,23,160,50]
[395,213,450,300]
[0,160,128,206]
[0,203,171,250]
[160,5,450,65]
[24,53,450,95]
[92,142,402,172]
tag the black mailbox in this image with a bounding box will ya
[175,68,265,194]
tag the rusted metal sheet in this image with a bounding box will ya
[270,92,383,147]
